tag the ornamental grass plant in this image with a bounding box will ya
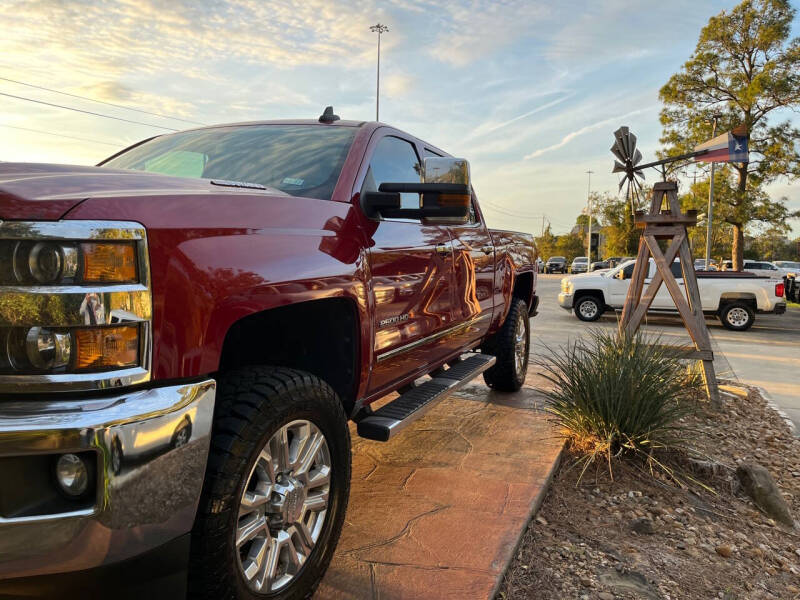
[540,329,701,481]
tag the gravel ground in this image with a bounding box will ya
[497,385,800,600]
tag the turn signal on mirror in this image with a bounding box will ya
[74,325,139,370]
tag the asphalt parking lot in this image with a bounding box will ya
[532,274,800,431]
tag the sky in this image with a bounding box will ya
[1,0,798,237]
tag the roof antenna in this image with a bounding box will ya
[319,106,340,123]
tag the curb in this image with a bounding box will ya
[719,382,797,437]
[488,440,566,600]
[755,385,798,437]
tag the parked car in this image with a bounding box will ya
[606,256,624,268]
[558,258,786,330]
[741,260,782,277]
[544,256,567,273]
[694,258,718,271]
[589,259,610,271]
[774,260,800,276]
[720,260,782,277]
[0,112,539,598]
[570,256,589,273]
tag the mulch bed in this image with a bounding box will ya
[497,385,800,600]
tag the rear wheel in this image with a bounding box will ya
[189,367,351,600]
[481,297,530,392]
[719,301,754,331]
[574,295,604,322]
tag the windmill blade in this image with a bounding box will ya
[632,148,642,166]
[611,142,627,163]
[619,177,626,192]
[636,170,645,181]
[612,127,631,160]
[626,131,637,157]
[613,160,627,173]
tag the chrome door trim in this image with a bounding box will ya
[375,313,490,363]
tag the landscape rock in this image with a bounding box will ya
[735,462,795,528]
[630,517,655,535]
[715,545,732,558]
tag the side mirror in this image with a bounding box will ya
[617,270,626,280]
[361,157,471,224]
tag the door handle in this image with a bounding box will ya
[435,244,450,256]
[481,246,493,255]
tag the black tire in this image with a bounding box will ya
[574,294,604,322]
[481,297,530,392]
[719,301,754,331]
[110,437,123,475]
[189,367,351,600]
[171,418,193,448]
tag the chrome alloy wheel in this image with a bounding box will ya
[235,420,332,593]
[726,306,750,328]
[578,298,598,319]
[514,312,528,375]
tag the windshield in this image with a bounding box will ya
[574,257,588,263]
[102,124,357,201]
[776,261,800,268]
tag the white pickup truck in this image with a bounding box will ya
[558,259,787,331]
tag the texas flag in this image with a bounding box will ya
[693,125,749,163]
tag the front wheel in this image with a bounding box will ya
[190,367,351,600]
[719,301,754,331]
[574,295,604,322]
[481,297,530,392]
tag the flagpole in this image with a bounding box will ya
[704,115,719,270]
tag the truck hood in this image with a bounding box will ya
[0,162,285,220]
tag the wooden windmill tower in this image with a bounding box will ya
[611,128,720,406]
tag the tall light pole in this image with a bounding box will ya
[705,115,720,270]
[370,23,389,122]
[586,169,594,262]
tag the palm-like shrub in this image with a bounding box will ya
[540,330,699,478]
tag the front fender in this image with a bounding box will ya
[66,194,372,382]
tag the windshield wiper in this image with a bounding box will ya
[210,179,267,190]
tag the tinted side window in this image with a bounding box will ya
[671,262,684,279]
[362,136,421,210]
[622,263,636,278]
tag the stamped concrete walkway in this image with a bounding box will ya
[316,371,563,600]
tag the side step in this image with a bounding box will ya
[356,353,496,442]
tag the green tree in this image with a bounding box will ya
[535,224,558,261]
[555,232,585,262]
[592,191,644,257]
[659,0,800,270]
[680,172,735,261]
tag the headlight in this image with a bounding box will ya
[0,221,152,392]
[3,240,136,285]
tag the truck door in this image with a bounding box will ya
[360,135,456,394]
[651,261,686,310]
[445,192,494,342]
[608,262,636,306]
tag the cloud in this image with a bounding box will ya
[524,105,658,160]
[465,93,574,142]
[383,73,415,96]
[428,0,550,66]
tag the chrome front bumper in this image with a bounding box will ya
[557,292,574,309]
[0,379,216,580]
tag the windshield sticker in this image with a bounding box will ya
[282,177,304,186]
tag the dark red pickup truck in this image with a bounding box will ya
[0,110,538,599]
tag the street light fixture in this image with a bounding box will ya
[370,23,389,122]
